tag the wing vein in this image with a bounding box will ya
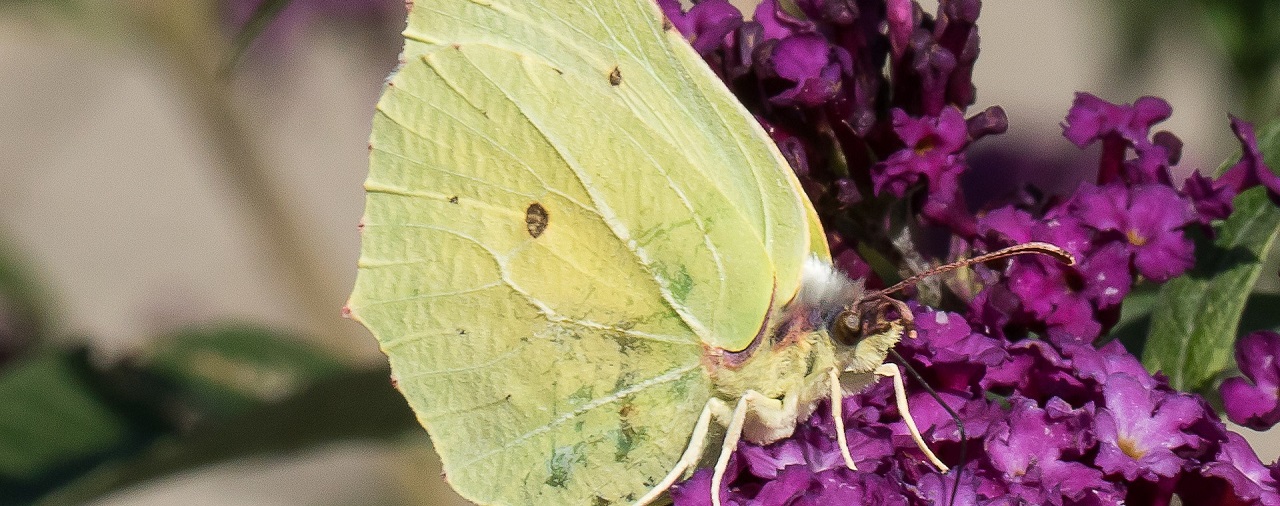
[365,182,527,216]
[359,281,503,307]
[591,0,776,252]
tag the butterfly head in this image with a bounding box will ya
[788,256,905,375]
[796,242,1077,374]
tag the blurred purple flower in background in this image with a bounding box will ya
[661,0,1280,504]
[222,0,402,53]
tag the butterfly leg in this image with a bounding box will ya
[712,394,750,506]
[633,399,723,506]
[828,367,858,471]
[711,391,787,506]
[875,362,949,472]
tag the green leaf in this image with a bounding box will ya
[34,367,417,506]
[0,353,128,479]
[1142,121,1280,393]
[1,326,350,504]
[0,351,159,504]
[143,325,346,416]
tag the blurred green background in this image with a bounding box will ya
[0,0,1276,504]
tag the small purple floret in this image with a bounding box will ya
[1094,374,1203,481]
[1221,331,1280,430]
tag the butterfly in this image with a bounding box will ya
[345,1,1070,504]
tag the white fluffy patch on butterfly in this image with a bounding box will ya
[793,256,863,324]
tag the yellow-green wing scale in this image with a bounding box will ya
[348,0,826,504]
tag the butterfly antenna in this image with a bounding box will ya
[872,241,1075,299]
[889,349,965,506]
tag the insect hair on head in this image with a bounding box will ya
[789,256,865,333]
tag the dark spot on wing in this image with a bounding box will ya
[457,328,467,336]
[614,372,637,392]
[546,461,570,488]
[526,202,549,238]
[609,66,622,86]
[662,17,673,31]
[593,497,610,506]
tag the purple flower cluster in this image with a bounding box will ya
[974,95,1279,345]
[660,0,1279,347]
[658,0,1000,239]
[659,0,1280,504]
[671,308,1280,505]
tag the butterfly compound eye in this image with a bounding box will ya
[831,307,863,345]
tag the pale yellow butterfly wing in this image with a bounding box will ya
[348,1,823,504]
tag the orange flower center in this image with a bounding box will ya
[1119,437,1146,459]
[1126,229,1148,247]
[914,136,938,155]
